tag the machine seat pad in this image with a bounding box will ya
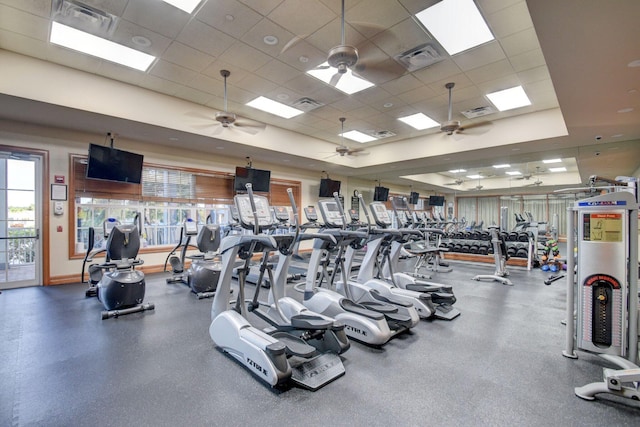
[290,314,333,330]
[339,299,385,320]
[271,332,316,357]
[369,289,413,308]
[405,283,442,293]
[360,301,398,314]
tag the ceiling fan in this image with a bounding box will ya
[440,82,491,135]
[331,117,368,157]
[515,165,543,180]
[192,70,266,135]
[444,178,465,186]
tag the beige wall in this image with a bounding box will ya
[0,119,367,283]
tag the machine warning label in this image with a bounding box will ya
[582,213,622,242]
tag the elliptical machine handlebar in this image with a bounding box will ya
[332,192,348,231]
[356,191,372,238]
[245,183,261,236]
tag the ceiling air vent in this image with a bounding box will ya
[395,43,444,72]
[461,106,496,119]
[292,97,324,112]
[51,0,119,37]
[369,130,396,139]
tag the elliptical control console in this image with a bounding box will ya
[317,199,344,228]
[235,193,274,231]
[369,202,393,228]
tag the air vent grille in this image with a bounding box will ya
[395,43,444,72]
[292,97,324,111]
[51,0,119,37]
[461,106,496,119]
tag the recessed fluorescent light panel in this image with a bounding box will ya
[341,130,377,143]
[549,167,567,172]
[486,86,531,111]
[161,0,202,13]
[466,174,483,179]
[449,169,466,173]
[493,164,510,169]
[307,63,374,94]
[415,0,494,55]
[50,22,155,71]
[543,158,562,164]
[246,96,304,119]
[398,113,439,130]
[505,171,521,176]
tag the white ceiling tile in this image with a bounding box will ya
[187,73,225,96]
[396,85,438,105]
[465,59,515,85]
[238,0,284,16]
[351,87,393,105]
[476,0,522,15]
[122,0,190,39]
[268,0,335,39]
[509,48,545,72]
[264,85,305,105]
[371,17,432,58]
[452,41,506,72]
[328,96,365,113]
[347,0,410,37]
[381,73,424,96]
[223,83,255,104]
[499,27,541,57]
[517,65,551,85]
[150,60,198,86]
[486,1,534,39]
[413,59,462,85]
[240,18,295,57]
[348,104,380,120]
[284,73,331,96]
[197,0,263,39]
[113,19,172,57]
[177,20,236,58]
[0,4,49,40]
[217,41,273,72]
[98,60,144,86]
[46,44,102,73]
[236,73,280,95]
[0,28,49,60]
[254,59,301,86]
[1,0,50,17]
[306,19,366,53]
[136,74,183,96]
[174,85,214,105]
[162,41,214,72]
[202,60,250,82]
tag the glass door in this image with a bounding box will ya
[0,152,42,289]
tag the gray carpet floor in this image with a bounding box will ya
[1,260,639,426]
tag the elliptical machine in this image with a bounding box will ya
[82,215,154,319]
[164,218,199,285]
[209,184,347,391]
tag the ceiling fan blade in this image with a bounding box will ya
[234,117,267,135]
[280,34,309,55]
[348,150,370,157]
[185,111,214,121]
[329,72,342,87]
[210,125,225,135]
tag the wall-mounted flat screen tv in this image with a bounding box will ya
[319,178,341,197]
[428,195,445,206]
[234,166,271,192]
[86,143,144,184]
[373,186,389,202]
[409,191,420,204]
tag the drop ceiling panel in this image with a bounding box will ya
[174,85,214,105]
[137,74,183,96]
[465,59,515,85]
[452,41,507,72]
[0,29,49,60]
[477,0,521,15]
[237,0,282,15]
[0,4,49,40]
[412,59,462,85]
[305,19,367,54]
[217,41,272,72]
[517,65,551,84]
[46,44,102,74]
[187,73,227,97]
[486,1,534,39]
[236,73,280,96]
[177,19,236,58]
[150,60,198,86]
[370,17,429,58]
[240,18,295,57]
[0,0,51,17]
[122,0,190,39]
[162,41,214,72]
[112,19,172,56]
[509,48,546,72]
[276,39,327,72]
[381,74,424,96]
[346,0,409,37]
[254,59,301,86]
[396,85,438,105]
[499,27,541,57]
[98,60,144,87]
[268,0,335,39]
[197,0,263,39]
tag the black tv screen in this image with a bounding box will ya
[428,195,445,206]
[86,143,143,184]
[234,167,271,192]
[319,178,341,197]
[409,191,419,204]
[373,186,389,202]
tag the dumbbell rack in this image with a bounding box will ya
[439,229,533,268]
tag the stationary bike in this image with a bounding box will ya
[82,215,154,319]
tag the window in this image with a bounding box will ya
[69,155,301,257]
